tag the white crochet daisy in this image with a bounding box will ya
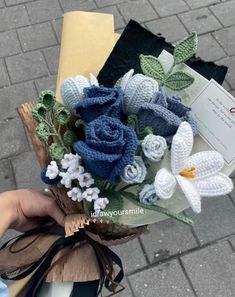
[154,121,233,213]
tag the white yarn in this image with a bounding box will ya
[120,69,159,115]
[154,121,233,213]
[61,73,99,111]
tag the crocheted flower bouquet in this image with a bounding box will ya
[19,32,233,228]
[5,29,232,297]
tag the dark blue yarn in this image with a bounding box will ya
[74,86,124,123]
[73,115,138,181]
[138,88,197,143]
[41,168,62,185]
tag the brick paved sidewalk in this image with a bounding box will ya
[0,0,235,296]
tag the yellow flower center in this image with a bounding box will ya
[179,167,196,178]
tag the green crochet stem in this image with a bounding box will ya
[128,115,154,140]
[122,191,193,225]
[159,61,179,87]
[41,117,68,152]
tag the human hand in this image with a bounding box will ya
[0,189,65,237]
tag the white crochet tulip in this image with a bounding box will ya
[154,122,233,213]
[61,73,99,111]
[120,69,159,115]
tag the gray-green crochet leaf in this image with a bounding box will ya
[164,72,194,91]
[140,54,165,82]
[173,32,198,65]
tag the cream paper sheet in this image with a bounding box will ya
[55,11,116,103]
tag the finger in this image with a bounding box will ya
[45,200,66,227]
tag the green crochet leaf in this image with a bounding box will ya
[164,72,194,91]
[55,106,71,125]
[32,103,47,123]
[140,54,165,82]
[49,143,66,161]
[39,90,55,110]
[63,130,77,146]
[35,122,50,143]
[122,191,193,225]
[174,32,198,65]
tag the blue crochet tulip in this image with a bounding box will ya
[74,86,124,123]
[138,88,197,143]
[74,115,138,181]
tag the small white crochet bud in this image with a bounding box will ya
[142,134,167,162]
[46,161,59,179]
[94,197,109,215]
[121,156,147,184]
[120,69,159,115]
[61,73,99,111]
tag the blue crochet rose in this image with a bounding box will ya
[73,115,138,181]
[74,86,124,123]
[138,88,197,143]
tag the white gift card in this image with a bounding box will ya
[191,79,235,165]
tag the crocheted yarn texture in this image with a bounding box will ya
[154,122,233,213]
[61,74,99,111]
[75,86,124,123]
[120,69,159,115]
[138,88,197,143]
[73,115,138,181]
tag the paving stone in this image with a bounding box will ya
[12,151,44,190]
[95,0,126,7]
[118,1,158,23]
[35,75,57,93]
[129,259,195,297]
[217,56,235,89]
[0,159,16,192]
[26,0,63,23]
[112,239,147,273]
[17,23,58,52]
[146,16,188,43]
[95,5,125,30]
[43,45,60,75]
[185,0,219,9]
[0,118,29,160]
[51,18,63,42]
[229,235,235,249]
[5,0,32,5]
[149,0,189,17]
[141,219,198,263]
[59,0,96,12]
[181,241,235,297]
[210,0,235,27]
[0,5,30,32]
[223,80,231,92]
[230,90,235,97]
[0,81,37,121]
[0,0,4,8]
[228,178,235,203]
[197,33,226,61]
[214,26,235,56]
[0,59,10,88]
[0,30,21,58]
[185,196,235,244]
[6,51,49,83]
[102,278,133,297]
[179,7,222,35]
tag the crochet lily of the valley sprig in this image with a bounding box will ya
[154,122,233,213]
